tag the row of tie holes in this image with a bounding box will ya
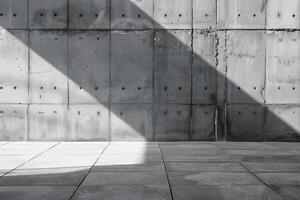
[237,111,296,115]
[1,110,297,115]
[0,86,297,90]
[1,13,297,18]
[237,86,296,90]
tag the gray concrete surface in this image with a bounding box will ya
[0,0,299,142]
[0,142,299,200]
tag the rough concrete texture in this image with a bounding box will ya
[0,0,299,141]
[0,142,299,200]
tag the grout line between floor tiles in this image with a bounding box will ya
[68,142,111,200]
[0,142,61,177]
[238,162,287,200]
[159,144,174,200]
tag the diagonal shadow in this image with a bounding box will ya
[0,0,299,143]
[0,1,299,199]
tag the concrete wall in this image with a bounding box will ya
[0,0,299,141]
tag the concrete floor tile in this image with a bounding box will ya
[19,155,99,169]
[231,154,300,163]
[243,162,300,172]
[45,149,105,155]
[109,142,159,149]
[72,185,171,200]
[257,173,300,185]
[169,172,262,186]
[163,154,232,162]
[172,186,283,200]
[273,185,300,200]
[82,172,168,186]
[0,155,34,170]
[266,143,300,150]
[98,154,163,164]
[0,142,8,147]
[93,161,165,172]
[0,186,76,200]
[161,149,225,156]
[215,143,275,150]
[0,167,89,186]
[160,144,219,150]
[0,143,56,155]
[226,149,297,155]
[166,162,247,172]
[6,142,57,148]
[0,171,7,177]
[57,142,108,148]
[103,146,161,155]
[45,142,108,155]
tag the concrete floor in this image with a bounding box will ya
[0,142,299,200]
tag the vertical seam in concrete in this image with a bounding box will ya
[215,30,219,141]
[159,144,174,200]
[224,31,228,141]
[152,0,155,141]
[238,162,287,200]
[26,0,30,141]
[69,142,111,200]
[263,29,267,141]
[66,0,70,140]
[108,0,112,141]
[152,29,155,141]
[214,0,218,141]
[67,0,70,109]
[189,0,194,141]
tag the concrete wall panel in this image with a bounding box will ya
[191,105,215,141]
[226,31,265,104]
[265,105,300,141]
[111,0,153,29]
[227,105,265,141]
[193,0,216,29]
[29,0,67,29]
[111,31,153,103]
[154,0,192,29]
[154,104,190,141]
[217,0,266,29]
[29,31,68,104]
[192,30,216,104]
[266,0,300,29]
[154,30,191,104]
[0,105,27,141]
[111,104,153,140]
[0,30,28,103]
[266,31,300,104]
[69,31,109,104]
[0,0,28,29]
[28,105,68,141]
[68,104,109,141]
[69,0,110,29]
